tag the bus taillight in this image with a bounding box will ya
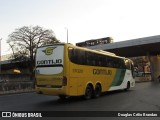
[62,76,67,86]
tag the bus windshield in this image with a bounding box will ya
[35,45,64,75]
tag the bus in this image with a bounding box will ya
[35,43,135,99]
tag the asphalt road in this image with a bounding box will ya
[0,82,160,120]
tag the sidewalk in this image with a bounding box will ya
[0,81,34,95]
[135,76,152,83]
[0,89,34,95]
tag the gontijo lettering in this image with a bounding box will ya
[37,59,62,65]
[93,69,112,75]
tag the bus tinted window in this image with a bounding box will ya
[68,47,125,69]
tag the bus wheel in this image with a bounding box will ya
[59,95,67,100]
[94,84,102,98]
[84,84,93,100]
[125,82,130,91]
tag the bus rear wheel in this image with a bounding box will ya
[84,84,93,100]
[59,95,67,100]
[94,84,102,98]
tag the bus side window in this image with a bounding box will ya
[119,59,125,69]
[68,47,75,63]
[86,52,90,65]
[107,57,115,68]
[68,48,82,64]
[99,55,104,67]
[78,49,86,65]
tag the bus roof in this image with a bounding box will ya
[37,43,127,60]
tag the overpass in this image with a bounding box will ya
[88,35,160,81]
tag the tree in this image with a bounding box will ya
[7,25,60,80]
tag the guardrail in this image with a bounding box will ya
[0,81,34,95]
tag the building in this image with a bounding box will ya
[76,37,113,47]
[0,54,30,81]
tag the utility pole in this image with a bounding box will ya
[65,27,68,43]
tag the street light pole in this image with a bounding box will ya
[0,38,2,80]
[65,27,68,43]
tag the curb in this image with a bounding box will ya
[135,80,152,83]
[0,90,35,96]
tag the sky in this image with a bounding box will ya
[1,0,160,55]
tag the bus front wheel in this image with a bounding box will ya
[84,84,93,100]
